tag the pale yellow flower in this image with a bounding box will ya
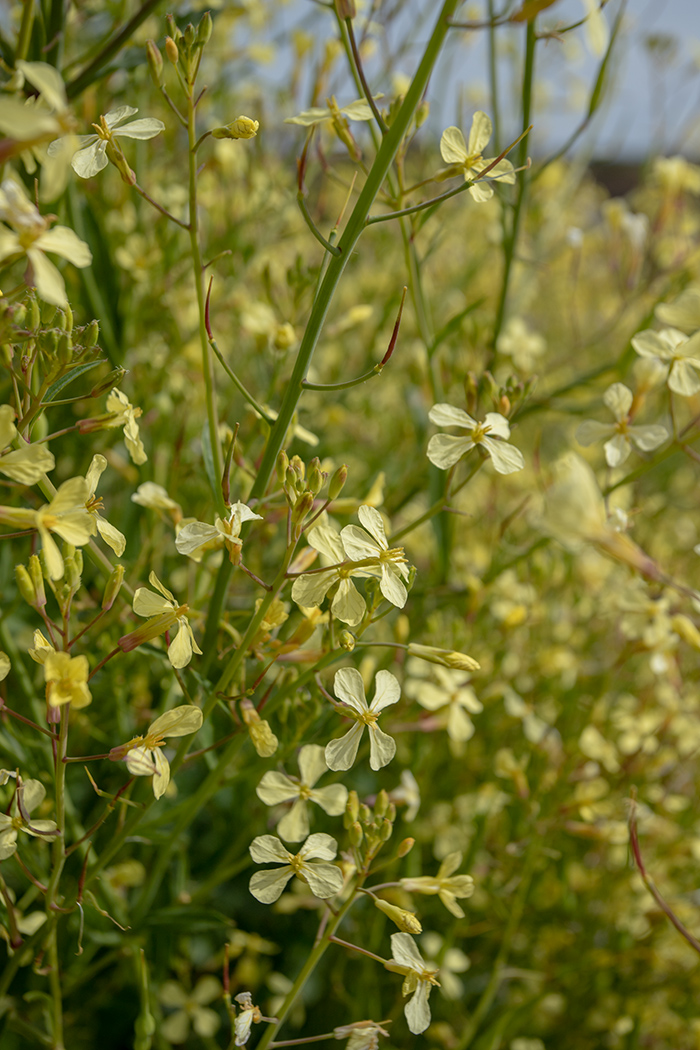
[131,572,202,668]
[427,403,524,474]
[105,388,147,464]
[439,113,515,202]
[57,106,165,179]
[0,405,54,483]
[401,851,475,918]
[576,383,667,467]
[159,976,221,1043]
[384,933,440,1035]
[176,501,262,564]
[256,744,348,842]
[291,524,370,626]
[0,178,91,306]
[340,506,411,610]
[0,777,59,860]
[44,651,91,710]
[631,327,700,397]
[0,476,94,579]
[84,454,126,556]
[248,833,343,904]
[325,668,400,772]
[109,706,203,799]
[404,661,483,743]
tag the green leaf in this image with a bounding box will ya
[43,360,103,403]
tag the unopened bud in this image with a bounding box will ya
[240,699,278,757]
[328,464,348,501]
[375,789,389,818]
[30,298,41,330]
[184,23,196,48]
[336,0,356,18]
[415,99,430,128]
[292,490,314,527]
[373,897,422,934]
[397,837,415,858]
[338,630,355,652]
[273,322,296,351]
[15,564,36,607]
[40,301,57,325]
[407,642,480,672]
[196,11,213,46]
[84,319,100,347]
[211,116,259,140]
[380,818,393,842]
[90,366,126,399]
[386,802,396,823]
[57,331,72,365]
[308,458,323,496]
[349,821,363,848]
[165,36,179,64]
[146,40,164,87]
[276,449,290,486]
[102,565,125,610]
[359,803,371,824]
[346,790,359,824]
[672,614,700,651]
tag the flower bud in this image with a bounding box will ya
[57,331,72,365]
[240,699,278,757]
[184,23,196,48]
[84,319,100,348]
[672,614,700,652]
[375,789,389,818]
[276,449,290,486]
[380,818,393,842]
[30,298,41,330]
[407,642,480,671]
[196,11,213,46]
[338,630,355,652]
[90,366,127,399]
[102,565,125,610]
[328,464,348,501]
[15,564,36,607]
[349,821,363,848]
[335,0,357,18]
[307,458,324,496]
[40,301,57,325]
[165,36,179,64]
[359,803,371,824]
[386,802,396,823]
[292,490,314,528]
[211,116,260,140]
[397,837,415,857]
[373,897,422,934]
[28,554,46,606]
[346,790,359,824]
[146,40,164,87]
[273,322,296,352]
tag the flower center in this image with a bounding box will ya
[92,115,113,141]
[471,423,491,444]
[298,783,312,800]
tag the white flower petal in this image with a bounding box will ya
[357,505,388,549]
[71,141,108,178]
[303,861,344,899]
[370,669,401,713]
[629,424,668,451]
[439,126,468,165]
[37,226,92,267]
[404,979,432,1035]
[603,382,633,421]
[297,744,328,788]
[26,248,67,307]
[468,111,492,154]
[133,587,171,618]
[483,412,511,439]
[333,667,367,713]
[116,117,165,140]
[298,833,338,861]
[368,723,396,770]
[249,835,291,864]
[576,420,615,446]
[256,771,300,806]
[428,403,475,429]
[331,577,366,626]
[325,723,364,771]
[482,437,525,474]
[379,563,407,608]
[603,433,631,468]
[149,706,203,738]
[249,867,293,904]
[276,799,309,842]
[390,932,426,970]
[311,783,348,816]
[427,433,473,469]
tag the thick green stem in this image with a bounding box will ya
[16,0,35,62]
[245,0,461,513]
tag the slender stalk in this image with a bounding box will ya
[255,892,359,1050]
[45,708,69,1050]
[16,0,35,62]
[491,20,536,357]
[187,81,226,517]
[66,0,164,99]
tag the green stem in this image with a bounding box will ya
[487,0,501,154]
[45,708,69,1050]
[255,892,359,1050]
[16,0,35,62]
[456,844,538,1050]
[491,20,536,357]
[187,81,226,517]
[66,0,165,98]
[209,337,273,421]
[244,0,461,514]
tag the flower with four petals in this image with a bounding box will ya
[325,667,400,772]
[128,571,202,668]
[84,454,126,556]
[631,326,700,396]
[0,476,94,580]
[404,661,483,743]
[340,506,410,611]
[176,501,262,564]
[256,744,348,842]
[576,382,668,467]
[384,932,440,1035]
[439,112,515,202]
[248,832,343,904]
[291,524,370,626]
[427,403,525,474]
[401,851,475,919]
[109,705,203,799]
[56,105,165,179]
[0,404,55,483]
[0,178,91,306]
